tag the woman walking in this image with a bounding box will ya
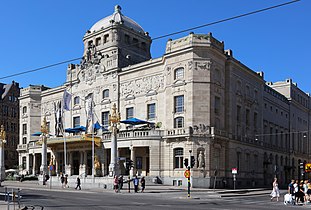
[270,178,280,201]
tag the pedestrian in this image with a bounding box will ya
[64,174,68,188]
[294,180,299,203]
[60,174,65,188]
[307,180,311,203]
[297,180,305,204]
[270,178,280,201]
[141,176,145,193]
[133,176,139,193]
[118,175,123,191]
[303,180,308,204]
[75,176,81,190]
[113,175,119,193]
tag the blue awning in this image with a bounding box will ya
[65,126,86,133]
[120,117,152,125]
[31,131,42,136]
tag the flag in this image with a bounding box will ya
[85,93,94,133]
[63,90,72,111]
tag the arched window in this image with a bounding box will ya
[174,67,184,80]
[74,96,80,105]
[174,148,184,169]
[174,117,184,128]
[103,89,109,99]
[22,106,27,114]
[22,137,27,144]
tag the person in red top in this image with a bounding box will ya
[113,175,119,193]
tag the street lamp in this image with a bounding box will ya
[40,116,48,184]
[0,125,6,186]
[108,103,121,177]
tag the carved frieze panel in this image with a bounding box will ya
[120,75,164,98]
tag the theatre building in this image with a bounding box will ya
[17,5,311,188]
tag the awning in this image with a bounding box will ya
[120,117,153,125]
[31,131,42,136]
[65,126,86,133]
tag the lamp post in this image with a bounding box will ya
[40,116,48,184]
[0,125,6,186]
[108,103,121,177]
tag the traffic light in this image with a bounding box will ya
[184,158,189,167]
[125,160,134,171]
[129,160,134,168]
[190,156,195,168]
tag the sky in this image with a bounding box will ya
[0,0,310,93]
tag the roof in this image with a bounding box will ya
[89,5,144,33]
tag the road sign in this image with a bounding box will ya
[184,170,190,178]
[232,168,238,174]
[49,165,54,171]
[305,163,311,172]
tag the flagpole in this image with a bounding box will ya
[91,97,95,182]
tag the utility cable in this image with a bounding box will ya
[0,0,300,81]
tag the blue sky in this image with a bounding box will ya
[0,0,310,93]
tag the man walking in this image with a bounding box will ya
[75,176,81,190]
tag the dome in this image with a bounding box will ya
[89,5,144,33]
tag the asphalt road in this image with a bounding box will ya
[0,188,305,210]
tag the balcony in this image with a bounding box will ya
[102,129,163,141]
[17,144,28,151]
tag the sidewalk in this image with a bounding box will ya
[1,180,270,197]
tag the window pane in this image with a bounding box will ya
[126,107,134,119]
[174,117,184,128]
[147,103,155,120]
[103,89,109,99]
[102,111,109,129]
[175,68,184,80]
[74,96,79,105]
[174,95,184,113]
[73,116,80,128]
[174,148,184,169]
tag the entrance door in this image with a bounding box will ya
[73,151,80,175]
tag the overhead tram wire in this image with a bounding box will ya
[0,0,300,81]
[152,0,300,41]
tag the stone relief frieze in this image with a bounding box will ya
[120,75,164,98]
[188,60,212,71]
[191,124,212,136]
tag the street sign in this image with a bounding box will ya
[184,170,190,178]
[232,168,238,174]
[305,163,311,172]
[49,165,54,171]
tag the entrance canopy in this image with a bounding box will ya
[120,117,152,125]
[65,126,86,133]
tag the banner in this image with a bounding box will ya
[63,90,72,111]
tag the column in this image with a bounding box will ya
[32,153,36,175]
[55,152,59,176]
[40,135,48,175]
[109,126,119,176]
[130,146,135,178]
[83,151,87,176]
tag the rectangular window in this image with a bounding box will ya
[104,34,109,43]
[147,103,155,120]
[246,109,250,125]
[237,105,241,122]
[174,95,184,113]
[125,34,130,44]
[102,111,109,129]
[73,116,80,128]
[126,107,134,119]
[174,148,183,169]
[96,37,101,46]
[253,112,258,129]
[215,96,220,114]
[237,152,241,170]
[22,157,26,170]
[22,124,27,135]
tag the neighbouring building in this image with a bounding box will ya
[17,5,311,188]
[0,81,20,169]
